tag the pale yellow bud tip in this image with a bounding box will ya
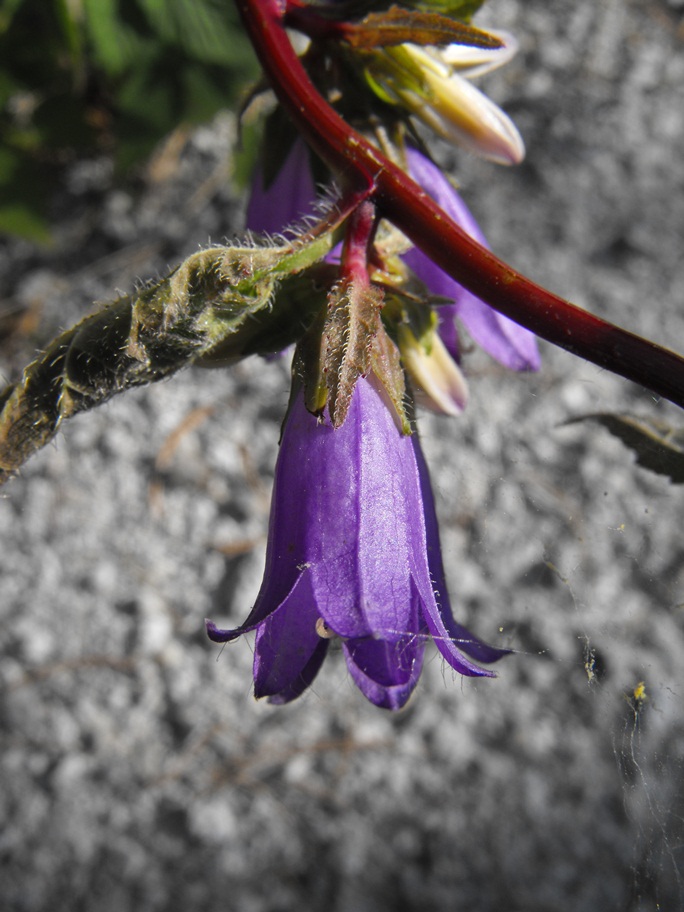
[398,326,469,417]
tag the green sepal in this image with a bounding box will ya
[323,279,384,426]
[381,287,439,351]
[296,306,330,416]
[296,276,409,431]
[342,8,503,50]
[370,318,410,434]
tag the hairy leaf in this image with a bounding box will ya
[0,227,340,482]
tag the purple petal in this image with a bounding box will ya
[205,618,241,643]
[253,573,326,698]
[246,138,317,235]
[343,631,425,710]
[454,295,541,371]
[267,640,329,705]
[407,147,489,245]
[343,594,423,688]
[206,565,304,644]
[268,377,419,641]
[412,436,510,673]
[403,148,540,371]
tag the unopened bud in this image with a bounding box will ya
[398,322,469,416]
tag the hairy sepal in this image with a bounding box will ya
[297,277,408,431]
[342,8,503,50]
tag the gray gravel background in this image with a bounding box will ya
[1,1,684,910]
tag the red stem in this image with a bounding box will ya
[340,200,377,285]
[236,0,684,410]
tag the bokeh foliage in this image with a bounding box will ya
[0,0,256,241]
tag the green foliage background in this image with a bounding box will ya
[0,0,256,241]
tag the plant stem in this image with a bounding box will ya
[340,201,377,286]
[236,0,684,410]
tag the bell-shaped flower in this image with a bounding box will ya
[363,31,524,165]
[402,147,541,372]
[207,374,507,709]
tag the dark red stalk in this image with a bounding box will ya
[236,0,684,410]
[340,200,378,285]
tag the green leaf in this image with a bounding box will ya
[0,203,51,243]
[54,0,84,69]
[0,233,349,479]
[565,413,684,484]
[32,92,99,147]
[137,0,254,68]
[0,0,254,238]
[82,0,149,75]
[0,0,26,34]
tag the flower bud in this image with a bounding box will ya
[397,321,469,416]
[364,34,524,165]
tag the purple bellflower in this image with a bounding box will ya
[207,374,507,709]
